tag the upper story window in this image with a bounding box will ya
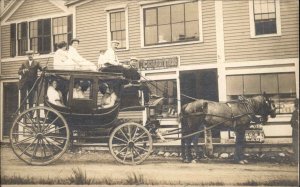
[143,1,200,46]
[249,0,281,37]
[106,6,128,50]
[226,73,296,114]
[110,11,126,49]
[53,16,73,51]
[17,22,28,56]
[29,19,51,54]
[10,15,72,57]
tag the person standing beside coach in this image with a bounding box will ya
[18,50,44,112]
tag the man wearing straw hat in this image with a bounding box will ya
[18,50,44,111]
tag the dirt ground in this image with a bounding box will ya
[1,145,299,186]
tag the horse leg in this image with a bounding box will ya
[234,128,246,164]
[184,137,193,163]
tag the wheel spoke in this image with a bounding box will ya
[13,136,35,146]
[45,135,67,140]
[42,116,59,133]
[123,148,129,162]
[40,138,47,158]
[46,136,65,148]
[16,122,35,134]
[19,138,37,157]
[127,125,132,141]
[113,136,128,144]
[119,128,129,141]
[42,138,54,158]
[44,126,66,135]
[24,113,39,132]
[30,139,40,163]
[131,148,134,163]
[133,132,147,142]
[132,147,143,159]
[131,126,139,141]
[134,145,149,152]
[112,143,127,147]
[115,146,127,156]
[44,137,63,151]
[42,110,49,125]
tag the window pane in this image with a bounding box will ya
[58,17,62,26]
[158,6,170,25]
[185,2,198,21]
[111,20,115,31]
[121,19,125,30]
[44,19,51,35]
[260,1,268,13]
[53,26,58,35]
[158,25,171,43]
[115,21,121,30]
[63,17,67,25]
[43,37,51,53]
[186,21,199,40]
[226,76,243,95]
[145,26,157,45]
[261,74,278,94]
[243,75,260,94]
[110,13,115,24]
[171,4,184,23]
[171,22,184,42]
[145,8,157,26]
[254,1,262,14]
[53,18,57,26]
[278,73,296,93]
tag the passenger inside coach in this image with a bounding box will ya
[98,83,117,109]
[47,80,65,107]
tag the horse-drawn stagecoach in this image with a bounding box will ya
[10,69,277,165]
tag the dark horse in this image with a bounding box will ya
[180,94,276,164]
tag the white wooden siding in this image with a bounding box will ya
[7,0,64,22]
[75,0,217,66]
[1,25,10,58]
[1,57,53,76]
[223,0,299,62]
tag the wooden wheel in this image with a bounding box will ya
[109,122,153,165]
[10,106,70,165]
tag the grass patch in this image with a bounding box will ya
[67,167,93,184]
[238,179,299,186]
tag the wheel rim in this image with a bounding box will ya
[109,122,153,165]
[10,106,69,165]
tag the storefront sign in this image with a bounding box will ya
[138,56,179,70]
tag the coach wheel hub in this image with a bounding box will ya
[128,141,134,148]
[36,133,44,139]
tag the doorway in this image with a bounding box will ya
[2,82,19,138]
[179,69,220,140]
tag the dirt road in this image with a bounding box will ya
[1,146,298,185]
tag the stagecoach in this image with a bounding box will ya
[10,69,159,165]
[10,69,277,165]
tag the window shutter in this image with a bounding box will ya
[10,23,16,57]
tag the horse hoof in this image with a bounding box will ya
[243,160,249,164]
[183,159,192,163]
[238,160,245,164]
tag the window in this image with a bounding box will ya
[10,15,72,56]
[17,22,28,56]
[53,15,73,51]
[10,24,16,57]
[250,0,281,37]
[73,79,93,100]
[148,79,178,118]
[29,19,51,54]
[143,1,199,46]
[226,73,296,114]
[109,11,126,49]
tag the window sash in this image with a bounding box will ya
[253,0,277,35]
[17,22,28,56]
[143,1,199,46]
[110,11,126,49]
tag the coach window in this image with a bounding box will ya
[143,0,202,47]
[226,73,296,114]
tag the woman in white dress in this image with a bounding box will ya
[53,41,77,70]
[47,80,65,107]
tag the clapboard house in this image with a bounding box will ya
[0,0,298,145]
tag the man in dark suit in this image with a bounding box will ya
[18,50,43,112]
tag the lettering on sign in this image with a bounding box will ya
[138,57,179,70]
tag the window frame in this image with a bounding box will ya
[140,0,203,48]
[226,73,296,114]
[106,7,129,51]
[9,15,72,57]
[249,0,282,38]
